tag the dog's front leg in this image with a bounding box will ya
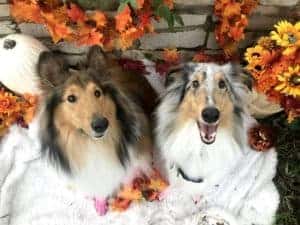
[236,182,279,225]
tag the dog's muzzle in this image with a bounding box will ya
[198,107,220,144]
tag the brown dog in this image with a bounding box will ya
[38,46,157,198]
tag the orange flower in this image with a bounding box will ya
[162,48,180,65]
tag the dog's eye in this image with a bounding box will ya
[218,80,226,89]
[192,80,200,88]
[67,95,77,103]
[95,90,101,98]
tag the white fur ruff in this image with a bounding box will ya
[156,105,279,225]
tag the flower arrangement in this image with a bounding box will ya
[245,21,300,122]
[10,0,180,50]
[0,89,38,136]
[214,0,259,56]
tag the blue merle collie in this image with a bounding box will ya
[37,46,157,198]
[156,63,279,225]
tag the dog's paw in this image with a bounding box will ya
[196,207,239,225]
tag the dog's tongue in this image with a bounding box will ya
[198,122,218,144]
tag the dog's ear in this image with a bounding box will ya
[223,63,253,90]
[87,46,107,72]
[38,51,69,89]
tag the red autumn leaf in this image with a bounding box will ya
[118,58,147,75]
[193,51,213,62]
[115,5,132,32]
[137,10,153,32]
[67,3,86,23]
[156,61,171,76]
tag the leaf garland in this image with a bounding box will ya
[10,0,180,50]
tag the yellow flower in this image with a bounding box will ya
[275,65,300,97]
[257,36,277,50]
[271,20,300,55]
[245,45,265,64]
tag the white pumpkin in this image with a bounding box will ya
[0,34,49,94]
[247,90,282,118]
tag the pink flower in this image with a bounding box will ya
[93,197,108,216]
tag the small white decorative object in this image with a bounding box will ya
[247,90,283,118]
[0,34,49,94]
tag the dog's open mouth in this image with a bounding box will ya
[197,121,219,144]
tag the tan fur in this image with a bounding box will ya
[176,72,234,129]
[53,76,121,168]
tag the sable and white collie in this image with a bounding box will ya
[156,63,279,225]
[37,46,156,198]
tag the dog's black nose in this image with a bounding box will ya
[3,39,16,50]
[202,107,220,123]
[91,117,109,133]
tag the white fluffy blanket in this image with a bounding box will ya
[0,116,204,225]
[0,61,278,225]
[0,62,202,225]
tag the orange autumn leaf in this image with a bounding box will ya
[110,198,132,212]
[115,5,132,32]
[10,0,43,23]
[117,186,142,201]
[118,27,144,50]
[147,170,168,191]
[223,2,241,18]
[162,48,180,65]
[77,27,104,46]
[229,16,248,41]
[90,11,107,28]
[241,0,259,14]
[67,3,86,23]
[42,7,72,43]
[136,0,145,9]
[163,0,174,9]
[193,51,212,62]
[0,89,38,136]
